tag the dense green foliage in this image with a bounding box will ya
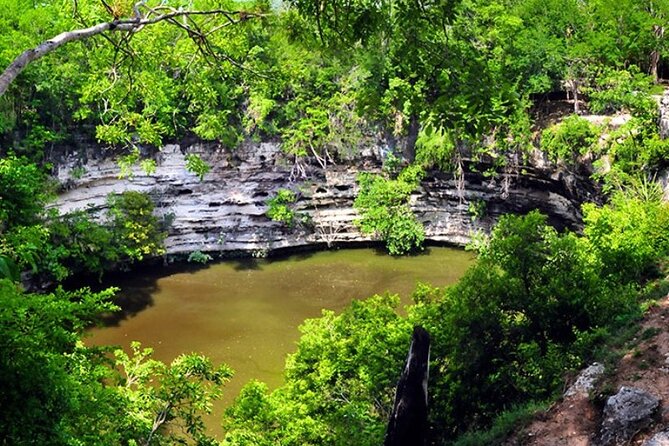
[0,156,165,280]
[3,0,669,444]
[2,0,668,166]
[223,294,412,445]
[224,195,669,444]
[354,164,425,255]
[586,67,659,116]
[0,282,118,445]
[0,155,49,227]
[0,280,232,445]
[540,115,601,164]
[266,188,298,227]
[583,182,669,283]
[185,154,212,181]
[107,191,166,262]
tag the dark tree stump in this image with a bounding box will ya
[384,325,430,446]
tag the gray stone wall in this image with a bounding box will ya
[51,140,597,256]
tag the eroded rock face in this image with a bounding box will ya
[565,362,605,398]
[51,140,598,256]
[599,387,660,446]
[644,430,669,446]
[660,90,669,139]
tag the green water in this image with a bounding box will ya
[87,247,473,432]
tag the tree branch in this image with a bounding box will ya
[0,8,265,97]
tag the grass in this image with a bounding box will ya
[451,401,549,446]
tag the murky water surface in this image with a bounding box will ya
[87,247,472,432]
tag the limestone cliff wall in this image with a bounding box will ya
[52,140,598,256]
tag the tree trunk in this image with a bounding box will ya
[651,25,665,84]
[384,326,430,446]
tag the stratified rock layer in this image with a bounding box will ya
[52,141,597,256]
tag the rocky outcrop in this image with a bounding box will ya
[598,387,660,446]
[564,362,605,398]
[644,430,669,446]
[51,140,597,256]
[660,90,669,139]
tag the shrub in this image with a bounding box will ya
[586,67,656,118]
[0,155,49,228]
[188,250,213,264]
[44,211,120,280]
[582,182,669,283]
[410,211,634,438]
[599,119,669,186]
[540,115,600,164]
[354,164,425,255]
[185,153,211,181]
[266,189,298,227]
[223,294,412,446]
[107,191,166,262]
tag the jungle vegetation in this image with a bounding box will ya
[2,0,669,444]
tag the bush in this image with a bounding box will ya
[409,211,636,439]
[0,155,49,229]
[0,282,119,445]
[107,191,166,262]
[586,67,656,118]
[188,250,213,264]
[223,294,412,446]
[185,153,211,181]
[354,164,425,255]
[44,211,120,280]
[599,118,669,185]
[582,182,669,283]
[415,125,456,170]
[540,115,600,164]
[1,190,167,281]
[266,189,298,227]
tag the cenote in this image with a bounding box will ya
[87,246,473,432]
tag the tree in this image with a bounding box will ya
[0,279,233,445]
[0,281,120,444]
[0,0,273,154]
[114,343,233,446]
[223,294,413,446]
[0,155,49,228]
[0,0,264,97]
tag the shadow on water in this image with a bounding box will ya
[232,257,263,271]
[97,261,219,325]
[282,250,318,262]
[73,260,208,327]
[98,275,160,327]
[229,246,321,270]
[372,246,434,257]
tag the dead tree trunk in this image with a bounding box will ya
[384,325,430,446]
